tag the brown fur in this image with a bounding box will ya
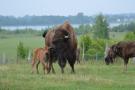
[56,21,77,49]
[31,47,49,74]
[43,21,78,73]
[44,29,55,47]
[105,41,135,71]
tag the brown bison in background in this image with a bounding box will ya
[105,41,135,71]
[43,21,77,73]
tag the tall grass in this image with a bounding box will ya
[0,31,134,90]
[0,60,135,90]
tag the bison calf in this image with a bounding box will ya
[31,47,55,74]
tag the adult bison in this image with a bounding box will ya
[105,41,135,71]
[43,21,77,73]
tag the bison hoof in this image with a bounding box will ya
[52,71,56,74]
[71,71,75,74]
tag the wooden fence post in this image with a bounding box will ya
[95,53,98,61]
[27,50,31,63]
[16,51,19,64]
[82,42,85,63]
[104,43,109,58]
[2,53,6,64]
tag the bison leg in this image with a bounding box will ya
[41,63,46,74]
[47,61,52,74]
[67,52,76,73]
[51,65,55,74]
[77,59,80,64]
[46,62,55,74]
[36,61,40,74]
[68,60,75,73]
[124,58,129,71]
[31,59,36,74]
[58,57,66,74]
[40,60,47,74]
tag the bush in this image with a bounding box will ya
[80,35,92,53]
[17,42,29,59]
[79,35,106,57]
[90,39,106,56]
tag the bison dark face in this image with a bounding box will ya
[52,29,70,49]
[105,55,114,65]
[53,29,70,41]
[47,29,70,63]
[105,47,117,65]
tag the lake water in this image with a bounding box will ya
[1,25,53,31]
[0,23,121,30]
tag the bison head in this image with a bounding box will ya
[105,45,118,65]
[47,29,70,59]
[52,29,70,49]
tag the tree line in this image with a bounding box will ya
[0,13,135,26]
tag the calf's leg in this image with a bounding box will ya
[36,61,40,74]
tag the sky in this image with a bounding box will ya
[0,0,135,17]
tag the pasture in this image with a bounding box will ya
[0,31,126,61]
[0,61,135,90]
[0,34,44,61]
[1,31,134,90]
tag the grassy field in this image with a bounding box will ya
[0,31,126,59]
[0,61,135,90]
[109,31,127,40]
[0,34,44,60]
[1,32,133,90]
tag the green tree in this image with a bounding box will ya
[80,35,92,53]
[75,24,92,35]
[17,42,29,59]
[93,14,109,39]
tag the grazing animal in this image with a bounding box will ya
[105,41,135,71]
[31,47,54,74]
[43,21,78,73]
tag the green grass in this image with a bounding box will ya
[0,31,126,59]
[109,31,127,40]
[0,61,135,90]
[0,35,44,60]
[0,32,133,90]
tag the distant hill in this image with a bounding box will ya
[0,13,135,26]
